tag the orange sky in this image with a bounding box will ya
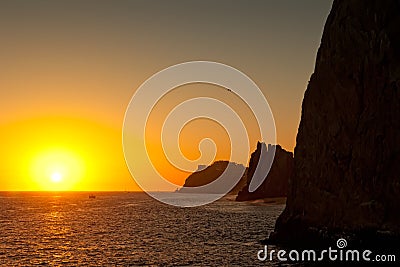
[0,0,332,191]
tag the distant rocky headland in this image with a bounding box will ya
[268,0,400,248]
[179,161,247,194]
[179,143,292,200]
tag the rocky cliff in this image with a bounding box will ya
[236,142,293,201]
[270,0,400,247]
[179,161,247,194]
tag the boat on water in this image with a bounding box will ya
[88,195,96,199]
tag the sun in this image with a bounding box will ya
[30,148,84,191]
[51,172,63,183]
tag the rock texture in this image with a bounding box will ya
[236,142,293,201]
[271,0,400,247]
[179,161,247,194]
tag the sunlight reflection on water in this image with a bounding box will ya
[0,192,286,266]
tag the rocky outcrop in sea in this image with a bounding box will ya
[236,142,293,201]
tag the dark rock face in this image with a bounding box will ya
[236,142,293,201]
[272,0,400,246]
[179,161,247,194]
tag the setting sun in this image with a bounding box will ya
[51,172,63,183]
[0,115,136,191]
[30,149,85,191]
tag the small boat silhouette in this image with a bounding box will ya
[88,195,96,199]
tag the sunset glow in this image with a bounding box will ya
[0,116,137,191]
[31,149,84,191]
[51,172,62,183]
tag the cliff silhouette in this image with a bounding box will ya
[269,0,400,248]
[236,142,293,201]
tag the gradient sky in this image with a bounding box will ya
[0,0,333,191]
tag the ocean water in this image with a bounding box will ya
[0,192,286,266]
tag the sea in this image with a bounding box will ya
[0,192,288,266]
